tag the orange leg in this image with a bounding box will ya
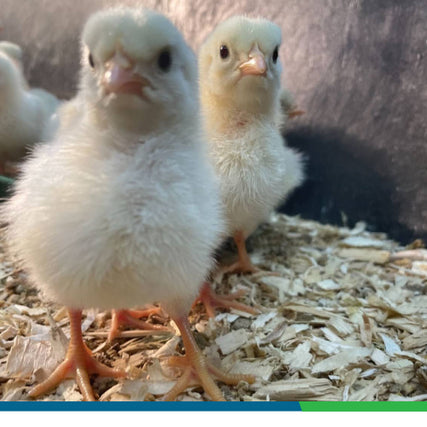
[108,307,170,342]
[28,309,125,401]
[221,230,281,276]
[162,316,255,401]
[222,230,259,275]
[196,281,259,317]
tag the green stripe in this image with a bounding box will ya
[300,402,427,411]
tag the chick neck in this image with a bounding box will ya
[201,88,279,136]
[87,97,198,148]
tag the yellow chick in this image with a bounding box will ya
[199,16,305,274]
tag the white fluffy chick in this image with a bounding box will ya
[3,7,251,401]
[199,16,304,274]
[0,49,60,174]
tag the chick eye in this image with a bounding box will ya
[88,53,95,68]
[157,49,172,71]
[272,46,279,63]
[219,45,229,59]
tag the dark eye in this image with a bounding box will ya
[219,45,229,59]
[158,49,172,71]
[88,53,95,68]
[272,46,279,63]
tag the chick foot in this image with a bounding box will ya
[196,281,259,318]
[222,230,280,276]
[108,307,170,342]
[162,316,255,401]
[29,309,125,401]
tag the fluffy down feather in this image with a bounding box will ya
[2,9,255,401]
[0,49,60,167]
[3,7,223,319]
[199,16,304,241]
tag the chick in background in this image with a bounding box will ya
[0,41,24,70]
[3,7,252,401]
[199,16,304,278]
[0,42,60,175]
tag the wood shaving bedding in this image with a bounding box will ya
[0,213,426,401]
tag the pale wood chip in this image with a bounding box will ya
[340,236,389,249]
[229,359,276,381]
[215,329,251,355]
[282,341,312,370]
[338,248,390,264]
[312,348,372,373]
[1,213,426,402]
[379,333,401,356]
[370,348,390,366]
[401,329,427,350]
[253,378,340,401]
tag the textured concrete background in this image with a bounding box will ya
[1,0,426,243]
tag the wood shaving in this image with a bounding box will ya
[0,213,426,401]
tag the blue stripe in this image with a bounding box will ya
[0,401,301,411]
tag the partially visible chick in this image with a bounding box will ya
[0,49,60,174]
[3,7,252,401]
[0,41,24,69]
[199,16,304,275]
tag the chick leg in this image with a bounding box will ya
[162,315,255,401]
[222,230,260,274]
[108,307,170,342]
[222,231,281,276]
[29,309,125,401]
[195,281,259,317]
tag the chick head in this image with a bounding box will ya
[80,7,198,133]
[199,16,282,117]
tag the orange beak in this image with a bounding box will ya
[239,45,267,77]
[102,51,149,96]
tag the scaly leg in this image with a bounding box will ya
[222,230,281,276]
[162,315,254,401]
[29,309,125,401]
[221,230,261,274]
[108,307,170,342]
[196,281,259,318]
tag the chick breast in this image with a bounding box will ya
[209,120,303,238]
[4,118,223,317]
